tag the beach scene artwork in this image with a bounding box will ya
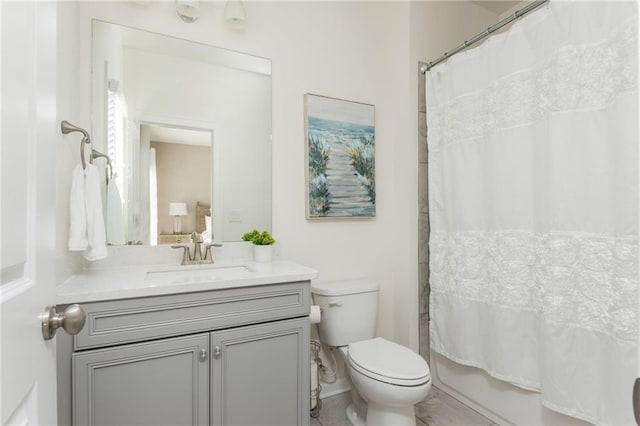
[305,94,375,219]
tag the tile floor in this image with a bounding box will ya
[310,386,496,426]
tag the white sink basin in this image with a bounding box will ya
[145,263,254,284]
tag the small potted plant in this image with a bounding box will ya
[242,229,275,262]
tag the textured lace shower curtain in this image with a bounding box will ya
[426,1,638,424]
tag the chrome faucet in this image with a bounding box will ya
[172,232,222,265]
[192,231,204,262]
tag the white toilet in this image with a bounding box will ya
[311,279,431,426]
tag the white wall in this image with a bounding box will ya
[56,0,501,353]
[56,2,83,283]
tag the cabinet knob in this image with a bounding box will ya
[199,349,207,362]
[213,345,221,359]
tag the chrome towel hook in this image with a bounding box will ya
[61,120,91,169]
[91,149,113,184]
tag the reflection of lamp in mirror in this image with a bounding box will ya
[224,0,246,29]
[169,202,188,234]
[176,0,201,23]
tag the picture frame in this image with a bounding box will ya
[305,93,376,219]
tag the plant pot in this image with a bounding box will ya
[253,244,273,263]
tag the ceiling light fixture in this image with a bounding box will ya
[176,0,201,23]
[224,0,247,30]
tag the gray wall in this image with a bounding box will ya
[418,65,430,362]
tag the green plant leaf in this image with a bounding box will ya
[242,229,275,245]
[241,229,260,242]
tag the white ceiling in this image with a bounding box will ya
[470,1,525,16]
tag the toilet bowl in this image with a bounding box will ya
[345,338,431,425]
[311,279,431,426]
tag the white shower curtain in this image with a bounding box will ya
[426,1,638,424]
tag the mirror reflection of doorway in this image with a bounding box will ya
[142,124,212,245]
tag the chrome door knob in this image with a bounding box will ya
[42,304,86,340]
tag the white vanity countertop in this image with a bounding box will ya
[56,259,318,304]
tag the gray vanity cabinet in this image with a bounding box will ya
[211,317,310,426]
[73,333,209,426]
[58,281,311,426]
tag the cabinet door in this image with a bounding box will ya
[211,317,310,426]
[73,333,209,426]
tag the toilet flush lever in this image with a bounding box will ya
[328,300,343,307]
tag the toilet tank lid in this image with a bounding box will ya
[311,279,379,296]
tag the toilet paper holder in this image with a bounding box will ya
[310,340,322,417]
[310,305,322,324]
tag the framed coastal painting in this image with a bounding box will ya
[305,94,375,219]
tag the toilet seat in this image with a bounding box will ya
[347,337,430,387]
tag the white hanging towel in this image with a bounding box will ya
[106,180,125,245]
[84,164,108,260]
[68,164,88,250]
[68,164,108,260]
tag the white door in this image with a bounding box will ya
[1,1,59,425]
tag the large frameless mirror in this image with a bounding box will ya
[91,20,272,245]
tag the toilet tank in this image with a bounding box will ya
[311,279,379,347]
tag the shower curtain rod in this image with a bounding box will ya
[421,0,549,73]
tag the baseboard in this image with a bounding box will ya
[318,377,350,399]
